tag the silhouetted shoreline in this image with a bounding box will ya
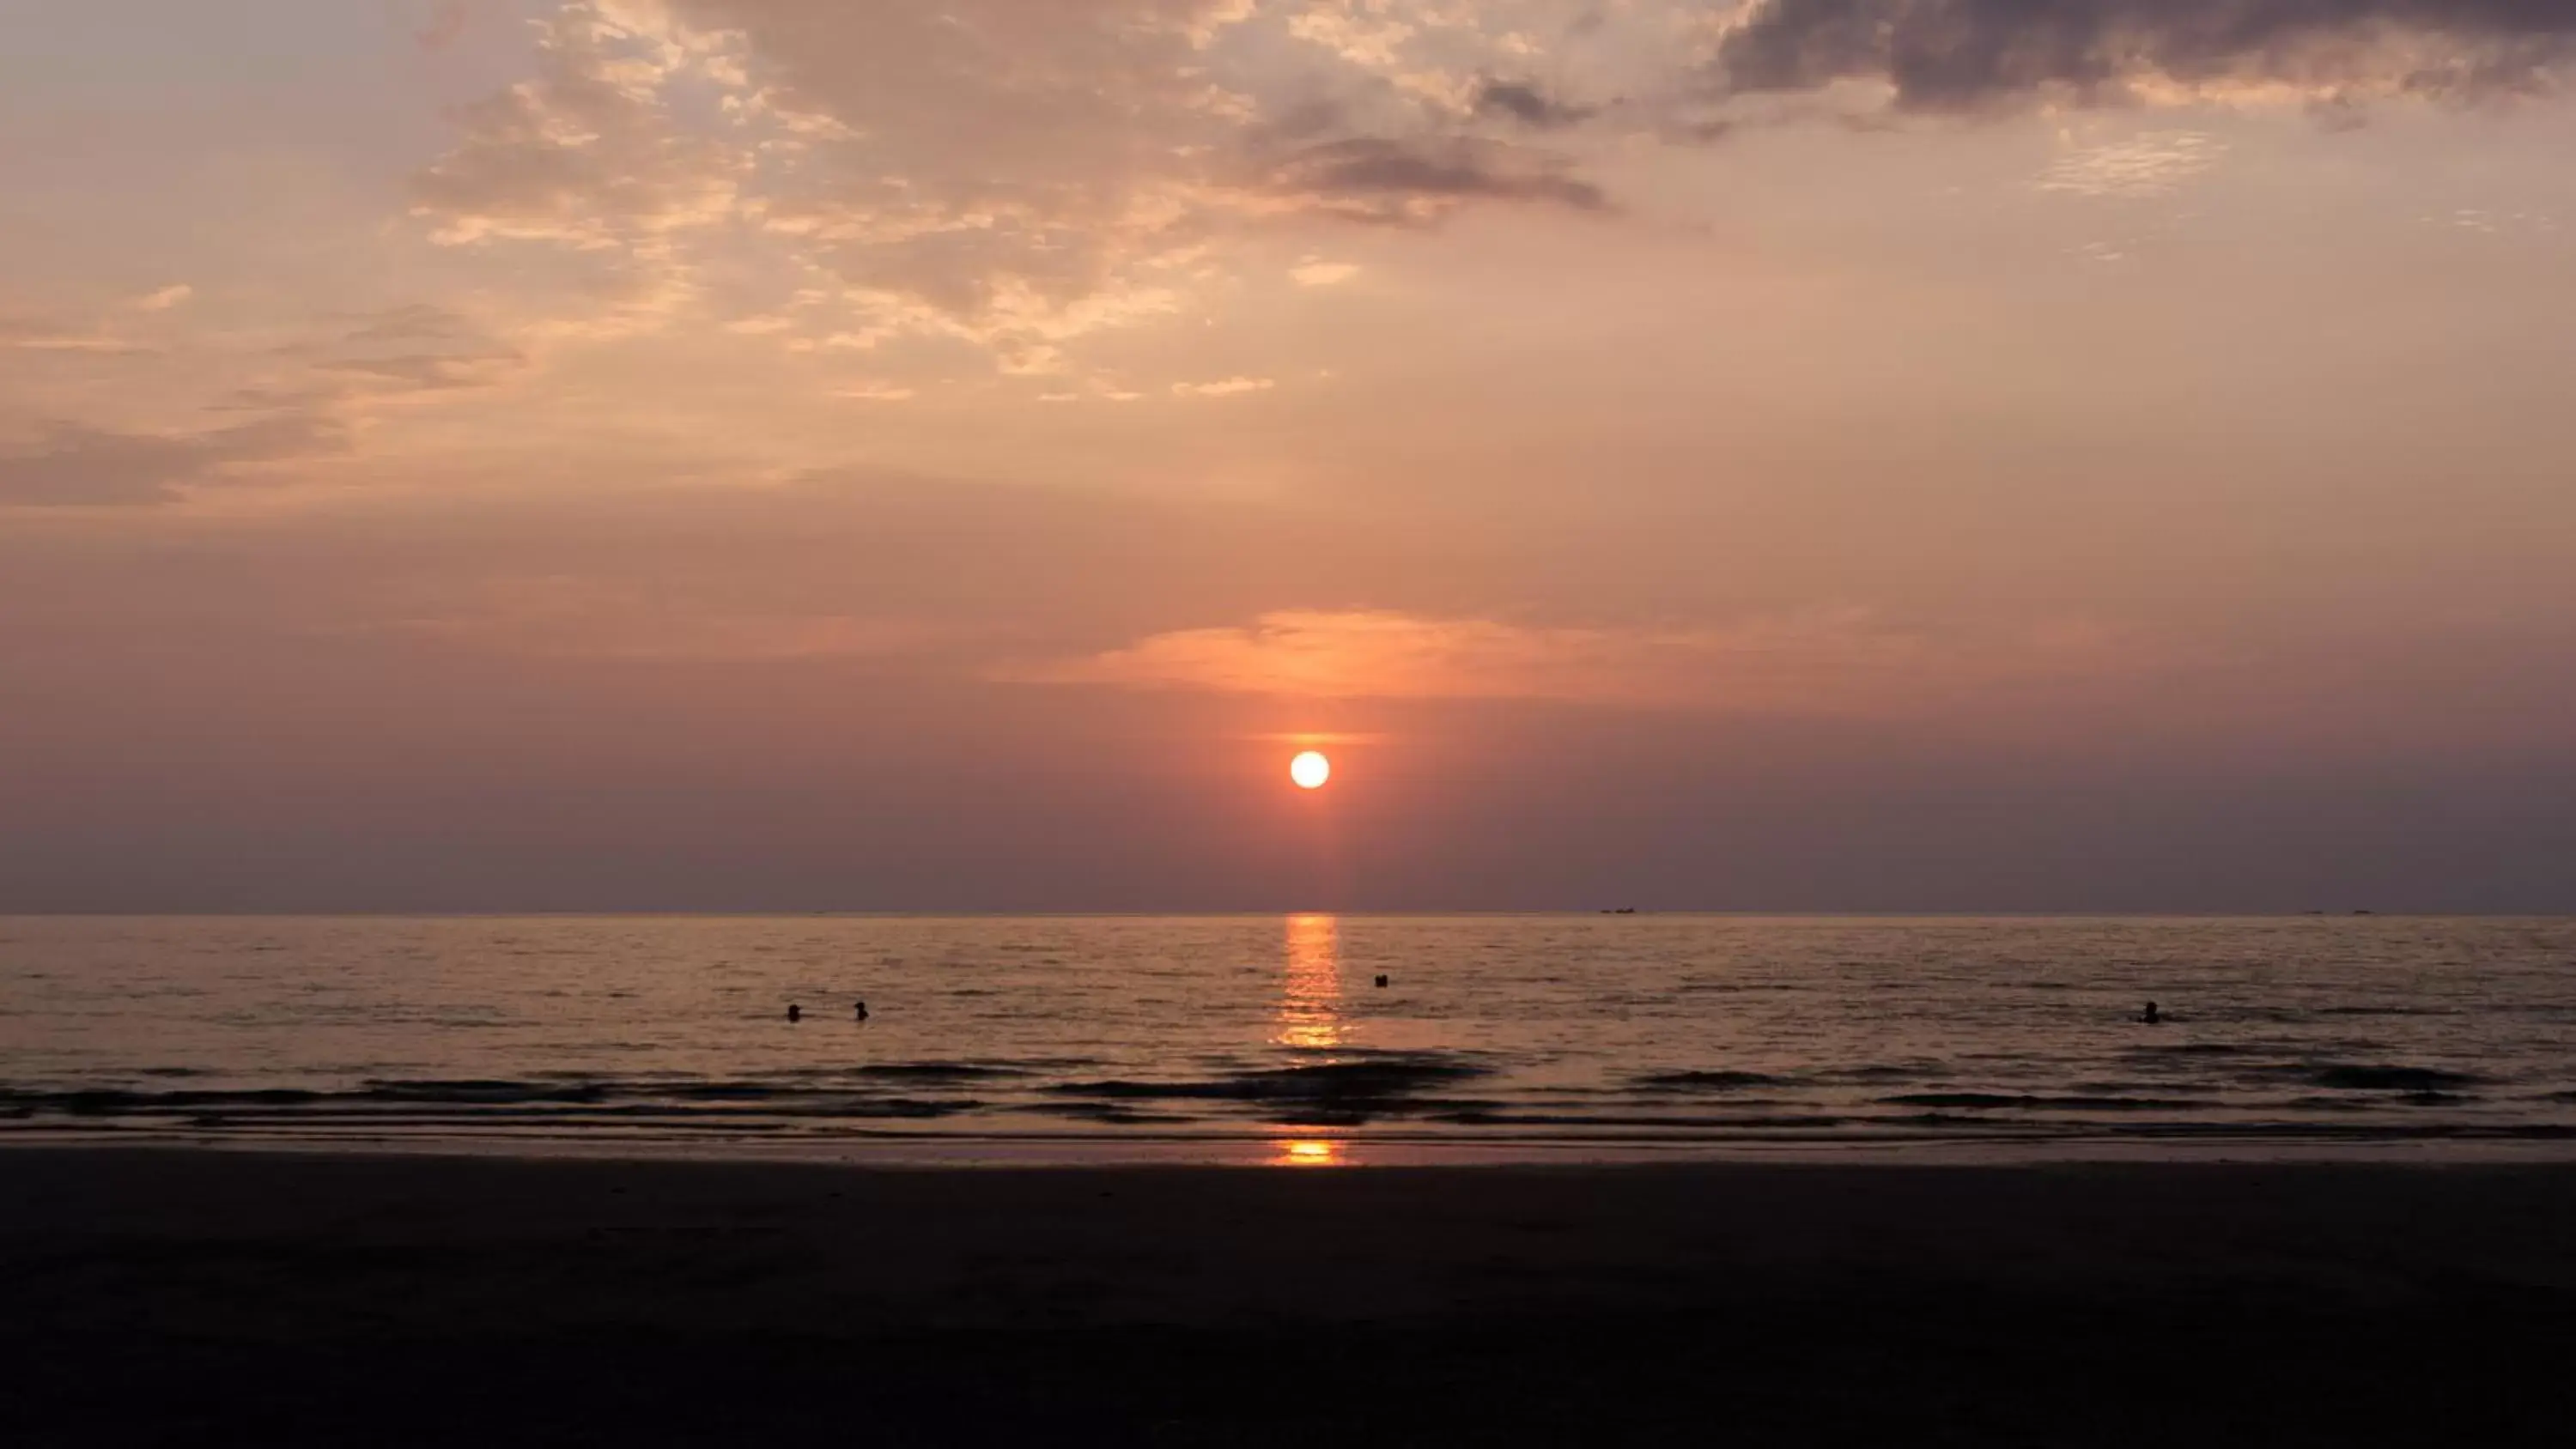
[6,1149,2572,1444]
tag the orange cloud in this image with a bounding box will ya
[1170,376,1275,397]
[400,2,1648,376]
[997,608,2187,713]
[1004,608,2014,711]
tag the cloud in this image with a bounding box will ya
[407,1,1242,367]
[414,0,473,52]
[410,4,744,251]
[343,304,475,343]
[997,606,2145,712]
[129,285,194,312]
[0,303,525,488]
[1290,258,1360,286]
[0,414,346,507]
[313,351,527,393]
[1171,376,1275,397]
[1285,1,1420,70]
[1262,136,1611,223]
[290,306,531,399]
[408,2,1634,370]
[1712,0,2576,112]
[2038,131,2228,197]
[0,318,153,356]
[1473,77,1595,129]
[383,0,2576,394]
[2437,207,2561,236]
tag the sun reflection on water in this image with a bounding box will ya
[1268,917,1354,1165]
[1276,912,1343,1051]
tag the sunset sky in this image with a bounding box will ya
[5,0,2574,912]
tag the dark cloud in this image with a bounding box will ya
[1267,137,1612,223]
[1716,0,2576,110]
[1474,78,1597,129]
[0,415,345,507]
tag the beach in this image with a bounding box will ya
[7,1149,2573,1445]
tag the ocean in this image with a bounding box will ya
[3,915,2571,1163]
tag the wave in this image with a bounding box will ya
[0,1072,1008,1119]
[1045,1054,1494,1125]
[847,1063,1037,1082]
[1807,1064,1944,1085]
[1021,1101,1194,1126]
[1877,1093,2209,1112]
[1427,1110,1851,1131]
[1634,1070,1785,1091]
[2303,1065,2482,1092]
[0,1048,2561,1151]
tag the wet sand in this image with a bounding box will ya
[5,1149,2573,1445]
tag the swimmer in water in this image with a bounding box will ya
[2141,1001,2161,1025]
[854,1000,869,1022]
[787,1003,802,1023]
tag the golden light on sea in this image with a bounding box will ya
[1277,913,1342,1051]
[1290,750,1332,789]
[1273,1138,1349,1167]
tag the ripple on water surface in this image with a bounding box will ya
[2,915,2572,1158]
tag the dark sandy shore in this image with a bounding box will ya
[5,1149,2573,1446]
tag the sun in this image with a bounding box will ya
[1290,750,1332,790]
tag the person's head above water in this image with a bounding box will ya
[787,1003,801,1022]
